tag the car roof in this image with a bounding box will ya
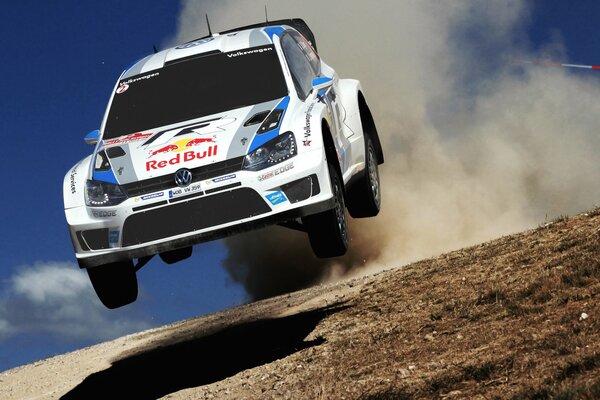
[121,18,316,81]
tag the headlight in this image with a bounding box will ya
[243,131,297,171]
[86,180,127,207]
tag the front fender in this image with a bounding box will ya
[63,155,92,209]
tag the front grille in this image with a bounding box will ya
[121,156,244,197]
[281,174,320,203]
[122,188,270,246]
[79,228,109,250]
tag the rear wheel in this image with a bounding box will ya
[87,260,138,309]
[347,135,381,218]
[303,162,349,258]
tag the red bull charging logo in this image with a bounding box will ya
[148,137,216,157]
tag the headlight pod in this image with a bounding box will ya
[85,180,128,207]
[243,131,297,171]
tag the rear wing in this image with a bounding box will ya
[181,18,318,54]
[221,19,318,53]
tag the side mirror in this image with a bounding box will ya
[84,130,100,145]
[312,76,333,93]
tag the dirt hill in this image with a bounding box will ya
[1,209,599,399]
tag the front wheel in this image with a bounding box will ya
[303,163,349,258]
[87,260,138,309]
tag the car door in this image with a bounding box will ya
[281,30,350,173]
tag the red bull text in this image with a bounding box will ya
[145,146,218,171]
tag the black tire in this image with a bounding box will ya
[87,261,138,309]
[303,162,349,258]
[347,135,381,218]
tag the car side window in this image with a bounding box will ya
[281,31,318,101]
[293,31,320,76]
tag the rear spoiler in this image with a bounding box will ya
[221,19,317,53]
[181,18,318,54]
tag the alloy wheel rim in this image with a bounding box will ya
[333,175,348,242]
[368,146,380,206]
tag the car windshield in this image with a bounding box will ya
[103,45,288,139]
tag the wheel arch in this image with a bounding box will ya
[357,91,384,164]
[321,119,344,191]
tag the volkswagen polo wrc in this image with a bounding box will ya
[64,19,384,308]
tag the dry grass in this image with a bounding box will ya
[241,208,600,399]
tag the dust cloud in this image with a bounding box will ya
[174,1,600,300]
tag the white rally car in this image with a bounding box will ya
[64,19,384,308]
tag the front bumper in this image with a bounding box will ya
[65,149,333,268]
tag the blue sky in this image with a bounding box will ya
[0,1,246,371]
[1,1,600,372]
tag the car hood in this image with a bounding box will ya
[98,98,283,185]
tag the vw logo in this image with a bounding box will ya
[174,168,193,187]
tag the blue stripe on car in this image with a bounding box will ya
[263,26,285,42]
[93,169,119,184]
[248,96,290,153]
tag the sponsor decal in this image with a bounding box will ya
[265,191,288,206]
[116,84,129,94]
[169,183,202,198]
[118,72,159,89]
[205,173,237,186]
[109,231,120,244]
[104,132,152,146]
[117,167,124,176]
[148,137,216,157]
[227,46,273,58]
[145,146,218,171]
[257,163,294,182]
[213,173,236,183]
[69,162,81,194]
[92,210,117,218]
[140,192,164,201]
[303,103,315,146]
[241,137,248,146]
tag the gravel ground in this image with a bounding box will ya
[2,209,599,399]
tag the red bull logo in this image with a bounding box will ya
[148,137,216,157]
[145,145,218,171]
